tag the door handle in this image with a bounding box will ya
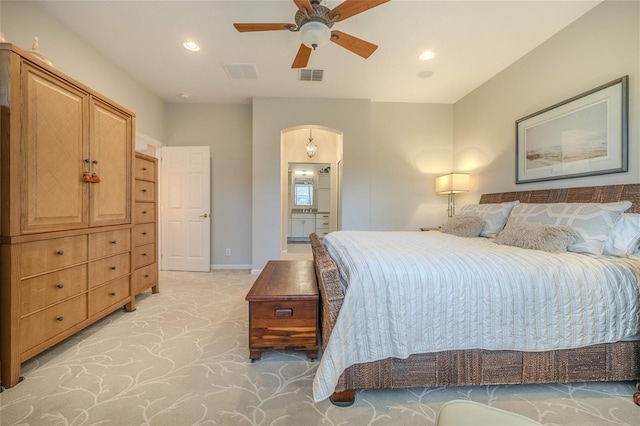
[199,213,209,218]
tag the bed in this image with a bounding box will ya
[310,184,640,406]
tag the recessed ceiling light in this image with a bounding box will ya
[419,50,435,61]
[183,41,200,51]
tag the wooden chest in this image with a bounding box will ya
[245,260,318,361]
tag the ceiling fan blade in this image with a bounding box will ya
[329,0,390,22]
[293,0,313,14]
[292,44,312,68]
[330,30,378,59]
[233,23,295,32]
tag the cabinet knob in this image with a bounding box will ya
[142,167,147,171]
[142,253,147,257]
[142,211,147,214]
[84,159,90,164]
[110,292,116,296]
[56,250,64,256]
[142,189,147,193]
[110,266,117,270]
[56,316,64,322]
[110,240,117,244]
[92,160,99,164]
[56,283,64,289]
[142,232,147,236]
[144,274,149,278]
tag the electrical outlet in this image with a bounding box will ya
[225,248,231,256]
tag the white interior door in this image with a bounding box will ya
[161,146,211,271]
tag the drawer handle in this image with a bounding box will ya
[56,316,64,322]
[110,266,117,270]
[56,250,64,256]
[142,232,147,236]
[142,167,147,171]
[142,189,147,193]
[110,240,117,244]
[274,308,293,318]
[144,274,149,278]
[142,211,147,214]
[142,253,147,257]
[110,292,116,296]
[56,283,64,289]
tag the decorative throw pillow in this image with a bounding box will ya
[506,201,632,256]
[439,215,485,238]
[495,222,578,253]
[457,200,520,238]
[603,213,640,257]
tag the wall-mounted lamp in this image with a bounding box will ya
[435,173,469,217]
[306,129,317,158]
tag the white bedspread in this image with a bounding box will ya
[313,230,640,402]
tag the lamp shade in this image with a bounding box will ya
[300,21,331,49]
[435,173,469,194]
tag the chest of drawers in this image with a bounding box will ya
[131,152,159,306]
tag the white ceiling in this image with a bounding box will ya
[36,0,601,105]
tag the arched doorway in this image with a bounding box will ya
[279,125,343,257]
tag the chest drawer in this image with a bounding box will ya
[89,252,131,288]
[19,235,88,277]
[134,180,155,202]
[20,294,87,352]
[89,229,131,259]
[20,264,88,315]
[134,263,158,293]
[133,223,155,246]
[135,202,155,223]
[135,157,156,181]
[248,299,318,349]
[89,275,130,316]
[133,243,156,269]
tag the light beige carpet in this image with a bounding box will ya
[1,269,638,425]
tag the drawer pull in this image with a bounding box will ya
[110,266,117,270]
[142,189,147,193]
[110,240,117,244]
[142,211,147,214]
[142,167,147,171]
[56,316,64,322]
[142,253,147,257]
[56,283,64,289]
[274,308,293,318]
[142,232,147,236]
[144,274,149,278]
[110,292,116,296]
[57,250,65,256]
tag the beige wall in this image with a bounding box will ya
[454,1,640,206]
[1,1,166,141]
[165,104,253,269]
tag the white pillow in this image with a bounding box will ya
[507,201,632,257]
[603,213,640,257]
[458,200,520,238]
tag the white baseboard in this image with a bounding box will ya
[210,264,252,270]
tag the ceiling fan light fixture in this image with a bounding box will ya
[300,21,331,50]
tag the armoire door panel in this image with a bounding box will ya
[89,99,132,227]
[21,62,89,233]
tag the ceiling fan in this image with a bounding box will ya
[233,0,389,69]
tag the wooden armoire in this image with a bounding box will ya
[0,43,142,388]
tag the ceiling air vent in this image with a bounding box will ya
[299,69,324,82]
[222,63,259,80]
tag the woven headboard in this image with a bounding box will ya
[479,184,640,214]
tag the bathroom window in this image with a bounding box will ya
[294,183,313,206]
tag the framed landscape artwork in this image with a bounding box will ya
[516,76,628,184]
